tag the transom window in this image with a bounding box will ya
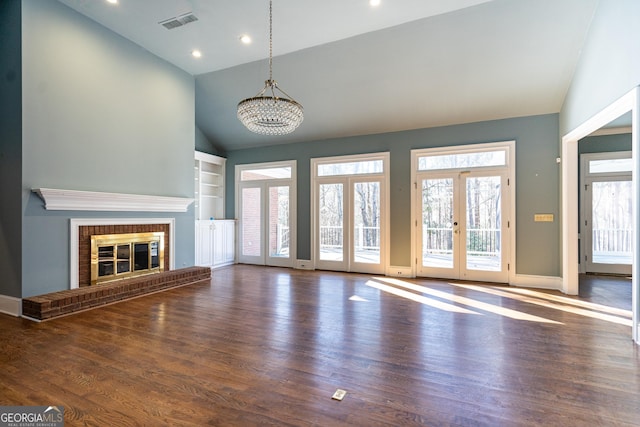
[588,157,632,174]
[240,166,292,181]
[417,149,507,171]
[317,159,384,176]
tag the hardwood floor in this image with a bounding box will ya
[1,265,638,426]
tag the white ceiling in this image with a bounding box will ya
[57,0,600,151]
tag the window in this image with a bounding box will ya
[317,160,383,176]
[417,149,507,171]
[588,158,632,174]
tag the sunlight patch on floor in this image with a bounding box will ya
[370,277,561,324]
[364,280,480,314]
[448,283,632,327]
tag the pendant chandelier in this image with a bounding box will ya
[237,0,303,135]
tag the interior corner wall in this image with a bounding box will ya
[0,0,23,299]
[20,1,196,297]
[196,125,222,156]
[226,114,561,277]
[560,0,640,135]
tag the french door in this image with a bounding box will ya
[315,177,385,274]
[416,170,509,282]
[582,153,633,275]
[312,153,389,275]
[236,162,295,267]
[412,142,514,283]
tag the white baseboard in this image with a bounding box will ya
[295,260,314,270]
[0,294,22,317]
[510,274,562,291]
[386,266,414,278]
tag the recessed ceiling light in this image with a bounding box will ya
[191,50,202,58]
[239,34,252,44]
[106,0,118,4]
[369,0,381,6]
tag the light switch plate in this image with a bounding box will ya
[534,214,554,222]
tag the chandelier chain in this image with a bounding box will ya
[236,0,303,135]
[269,0,273,82]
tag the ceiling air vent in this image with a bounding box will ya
[159,12,198,30]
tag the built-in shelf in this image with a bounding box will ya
[33,188,193,212]
[194,151,225,220]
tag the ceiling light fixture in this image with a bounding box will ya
[237,0,303,135]
[370,0,381,7]
[239,34,252,44]
[106,0,118,4]
[191,50,202,58]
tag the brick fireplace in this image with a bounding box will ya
[70,219,176,289]
[80,224,170,287]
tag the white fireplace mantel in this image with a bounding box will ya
[33,188,193,212]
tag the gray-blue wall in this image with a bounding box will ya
[226,114,560,276]
[196,125,221,156]
[579,133,632,155]
[20,1,196,297]
[0,0,23,299]
[560,0,640,134]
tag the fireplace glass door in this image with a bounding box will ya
[91,232,164,284]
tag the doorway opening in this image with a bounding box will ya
[562,87,639,344]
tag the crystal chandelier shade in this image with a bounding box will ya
[237,1,303,135]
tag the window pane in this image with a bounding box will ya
[242,187,261,256]
[591,180,632,265]
[318,160,383,176]
[269,186,290,258]
[466,176,502,271]
[589,158,632,174]
[241,167,291,181]
[319,183,343,261]
[353,182,380,264]
[418,150,506,171]
[421,178,454,268]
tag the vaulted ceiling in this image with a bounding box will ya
[57,0,599,151]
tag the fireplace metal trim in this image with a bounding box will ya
[90,232,165,285]
[70,218,176,290]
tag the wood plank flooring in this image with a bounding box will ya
[1,265,638,426]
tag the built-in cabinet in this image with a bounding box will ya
[194,151,235,268]
[195,219,235,268]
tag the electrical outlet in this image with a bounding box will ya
[296,260,313,270]
[389,267,412,277]
[332,389,347,401]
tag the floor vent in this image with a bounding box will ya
[159,12,198,30]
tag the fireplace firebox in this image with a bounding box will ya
[90,232,165,285]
